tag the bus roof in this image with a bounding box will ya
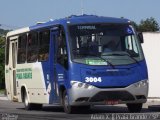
[6,27,29,37]
[7,15,130,37]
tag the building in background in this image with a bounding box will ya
[142,32,160,101]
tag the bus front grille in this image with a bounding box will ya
[89,91,135,102]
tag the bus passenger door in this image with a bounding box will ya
[50,27,68,103]
[8,37,18,101]
[49,29,59,102]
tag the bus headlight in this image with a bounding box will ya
[133,80,148,88]
[71,81,95,89]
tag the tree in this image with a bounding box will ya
[137,17,159,32]
[0,29,9,36]
[131,21,139,31]
[0,28,10,89]
[0,36,5,89]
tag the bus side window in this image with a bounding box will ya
[27,32,38,63]
[57,30,68,69]
[125,36,139,57]
[17,34,27,64]
[38,30,50,61]
[5,37,10,65]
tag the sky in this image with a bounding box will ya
[0,0,160,29]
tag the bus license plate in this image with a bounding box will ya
[105,100,119,105]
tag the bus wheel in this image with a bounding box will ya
[24,91,33,110]
[127,103,142,113]
[24,91,42,110]
[62,90,75,114]
[80,105,91,110]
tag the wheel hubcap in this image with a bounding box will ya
[25,94,28,106]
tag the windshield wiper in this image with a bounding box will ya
[91,54,115,69]
[75,53,115,69]
[103,53,139,64]
[123,53,139,64]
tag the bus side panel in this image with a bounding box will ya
[16,62,50,104]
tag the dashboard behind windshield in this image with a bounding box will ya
[69,24,144,65]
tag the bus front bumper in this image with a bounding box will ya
[68,80,148,106]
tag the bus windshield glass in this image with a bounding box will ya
[69,24,144,65]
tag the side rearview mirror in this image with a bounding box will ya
[138,32,144,43]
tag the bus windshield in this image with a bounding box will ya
[69,24,144,65]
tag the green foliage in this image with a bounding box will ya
[0,28,8,89]
[137,17,159,32]
[0,89,5,94]
[0,29,9,36]
[131,21,139,31]
[0,36,5,89]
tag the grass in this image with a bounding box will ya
[0,89,5,94]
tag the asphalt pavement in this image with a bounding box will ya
[0,96,160,120]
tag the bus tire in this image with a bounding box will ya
[33,104,43,110]
[24,91,42,110]
[62,90,75,114]
[80,105,91,110]
[127,103,142,113]
[24,91,33,110]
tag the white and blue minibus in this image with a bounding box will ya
[5,15,148,113]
